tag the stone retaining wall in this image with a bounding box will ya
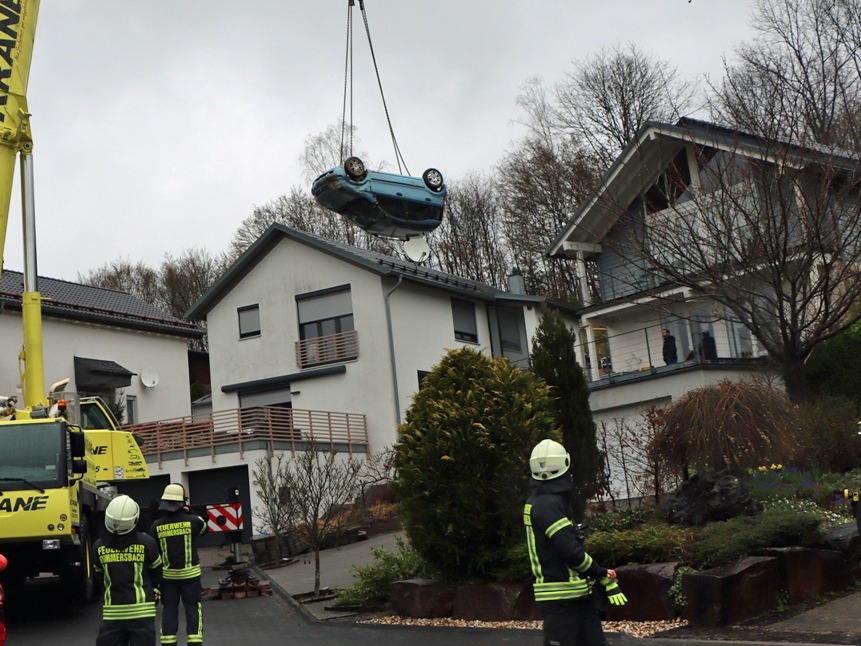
[389,527,860,626]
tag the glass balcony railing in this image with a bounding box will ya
[579,321,766,385]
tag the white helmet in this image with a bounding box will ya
[530,439,570,480]
[159,482,187,512]
[105,495,140,535]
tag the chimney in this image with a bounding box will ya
[507,268,526,294]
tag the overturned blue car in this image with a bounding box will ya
[311,156,447,239]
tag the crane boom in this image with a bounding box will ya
[0,0,39,271]
[0,0,44,412]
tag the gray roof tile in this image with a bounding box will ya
[1,270,203,339]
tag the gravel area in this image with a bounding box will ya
[362,615,688,638]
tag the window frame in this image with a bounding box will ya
[296,286,355,341]
[125,394,138,425]
[238,304,261,339]
[451,298,479,344]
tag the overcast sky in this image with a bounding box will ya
[1,1,756,281]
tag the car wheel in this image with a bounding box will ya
[344,156,366,180]
[422,168,444,191]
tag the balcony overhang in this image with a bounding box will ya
[222,365,346,394]
[556,241,603,258]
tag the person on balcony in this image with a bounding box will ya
[662,329,678,365]
[699,331,718,361]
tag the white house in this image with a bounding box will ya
[136,223,578,538]
[0,269,202,424]
[547,117,861,499]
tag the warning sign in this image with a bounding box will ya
[206,502,243,532]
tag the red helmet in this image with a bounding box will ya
[0,553,7,571]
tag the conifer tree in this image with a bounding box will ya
[530,312,605,519]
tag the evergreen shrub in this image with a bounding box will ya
[334,537,433,606]
[585,523,695,567]
[393,348,558,583]
[689,508,823,568]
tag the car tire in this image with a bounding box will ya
[344,156,366,180]
[422,168,444,191]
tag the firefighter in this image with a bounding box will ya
[148,483,208,646]
[0,552,7,646]
[93,495,163,646]
[524,439,627,646]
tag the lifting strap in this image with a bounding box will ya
[342,0,409,174]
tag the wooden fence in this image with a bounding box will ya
[125,406,369,467]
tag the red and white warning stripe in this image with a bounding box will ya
[206,502,243,532]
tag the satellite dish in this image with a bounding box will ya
[140,368,160,389]
[403,236,430,264]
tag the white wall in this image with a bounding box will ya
[206,238,520,453]
[0,313,192,422]
[206,240,401,452]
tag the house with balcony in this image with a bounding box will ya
[548,117,860,441]
[146,223,575,536]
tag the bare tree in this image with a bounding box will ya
[503,53,694,304]
[597,418,638,508]
[597,406,681,507]
[255,441,365,597]
[158,247,227,321]
[78,258,161,306]
[425,172,511,288]
[251,451,293,542]
[554,44,698,168]
[227,187,402,263]
[356,446,396,507]
[710,0,861,150]
[298,121,367,184]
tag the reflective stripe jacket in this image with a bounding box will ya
[524,476,607,603]
[92,531,163,621]
[148,510,208,581]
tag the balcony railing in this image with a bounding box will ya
[295,330,359,369]
[125,405,369,467]
[581,321,767,385]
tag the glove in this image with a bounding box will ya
[599,577,627,606]
[154,587,161,605]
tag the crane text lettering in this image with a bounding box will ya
[0,495,49,512]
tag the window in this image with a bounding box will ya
[125,395,138,424]
[498,307,525,354]
[417,370,431,389]
[297,287,354,340]
[238,305,261,339]
[490,305,528,368]
[451,299,478,343]
[643,149,693,214]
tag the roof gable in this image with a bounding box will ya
[548,117,861,257]
[188,223,546,319]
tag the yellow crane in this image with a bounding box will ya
[0,1,149,604]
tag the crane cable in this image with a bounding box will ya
[341,0,409,175]
[340,1,354,162]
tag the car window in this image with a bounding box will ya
[375,196,442,223]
